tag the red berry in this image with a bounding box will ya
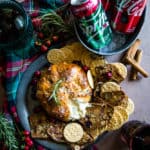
[52,36,58,42]
[34,71,41,77]
[45,40,51,47]
[106,72,112,79]
[83,66,89,72]
[23,130,30,136]
[27,140,33,147]
[32,18,42,28]
[40,45,48,52]
[10,106,16,113]
[37,145,45,150]
[38,32,44,39]
[25,137,33,147]
[24,145,30,150]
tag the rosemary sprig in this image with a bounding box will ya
[48,79,63,104]
[0,113,19,150]
[40,12,74,37]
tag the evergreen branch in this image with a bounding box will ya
[40,12,74,37]
[0,113,19,150]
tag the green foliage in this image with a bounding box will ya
[0,113,19,150]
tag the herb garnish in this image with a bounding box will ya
[48,79,63,104]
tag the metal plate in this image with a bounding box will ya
[75,9,146,56]
[16,54,107,150]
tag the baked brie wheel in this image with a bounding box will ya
[36,62,92,122]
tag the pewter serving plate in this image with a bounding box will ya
[75,9,146,56]
[16,54,107,150]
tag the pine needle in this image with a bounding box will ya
[0,113,19,150]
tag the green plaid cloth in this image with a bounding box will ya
[4,0,67,107]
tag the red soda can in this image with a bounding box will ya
[101,0,111,11]
[111,0,147,34]
[70,0,99,18]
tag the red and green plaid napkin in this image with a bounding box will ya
[5,0,67,107]
[1,0,98,149]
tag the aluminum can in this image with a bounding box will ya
[71,0,112,50]
[111,0,147,34]
[101,0,111,11]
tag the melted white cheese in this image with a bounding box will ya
[68,100,91,120]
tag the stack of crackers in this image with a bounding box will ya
[29,42,134,149]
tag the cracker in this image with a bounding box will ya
[47,49,66,64]
[110,63,127,79]
[100,82,121,95]
[90,58,107,76]
[60,47,75,62]
[65,42,86,61]
[81,51,93,67]
[115,106,129,123]
[107,110,122,131]
[63,123,84,143]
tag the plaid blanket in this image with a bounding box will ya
[5,0,67,107]
[2,0,98,149]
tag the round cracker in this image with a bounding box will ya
[47,49,66,64]
[65,42,86,61]
[81,51,93,67]
[100,82,121,95]
[63,123,84,143]
[107,111,122,131]
[61,47,75,62]
[115,106,129,123]
[90,58,107,76]
[110,63,127,79]
[126,98,135,115]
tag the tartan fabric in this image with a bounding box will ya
[4,0,66,107]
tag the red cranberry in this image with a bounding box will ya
[32,18,42,28]
[52,36,58,42]
[40,45,48,52]
[106,72,112,79]
[25,137,33,147]
[34,71,41,77]
[10,106,16,113]
[38,32,44,39]
[37,145,45,150]
[24,145,30,150]
[45,40,51,47]
[83,66,89,72]
[23,130,30,136]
